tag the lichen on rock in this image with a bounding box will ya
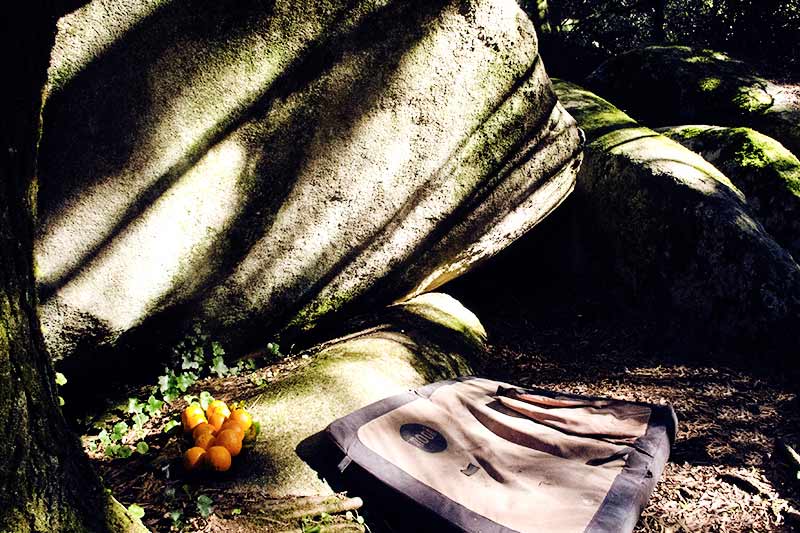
[660,125,800,260]
[585,46,800,158]
[554,79,800,360]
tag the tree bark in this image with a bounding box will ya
[1,2,140,531]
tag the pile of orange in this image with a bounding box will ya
[181,400,254,473]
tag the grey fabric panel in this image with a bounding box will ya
[585,406,675,533]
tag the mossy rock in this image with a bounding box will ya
[585,46,800,157]
[234,292,484,498]
[554,79,800,360]
[37,0,581,382]
[660,125,800,260]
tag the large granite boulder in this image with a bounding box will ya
[38,0,582,375]
[660,125,800,260]
[553,80,800,359]
[585,46,800,157]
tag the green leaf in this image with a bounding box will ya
[194,345,205,361]
[87,440,98,453]
[210,355,229,378]
[127,503,145,520]
[181,351,200,370]
[158,372,172,393]
[145,395,163,417]
[118,446,133,458]
[163,390,179,403]
[231,508,242,516]
[168,509,183,526]
[127,397,144,414]
[176,372,196,392]
[132,413,148,430]
[111,421,129,442]
[55,372,68,386]
[199,391,214,411]
[136,441,149,455]
[163,419,181,433]
[58,396,65,406]
[107,445,133,459]
[211,341,225,357]
[196,495,214,518]
[98,429,110,446]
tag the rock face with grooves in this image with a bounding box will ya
[554,79,800,359]
[586,46,800,158]
[660,125,800,260]
[38,0,582,372]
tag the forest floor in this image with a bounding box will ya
[81,289,800,533]
[473,299,800,533]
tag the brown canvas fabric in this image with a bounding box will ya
[495,391,652,444]
[356,378,652,532]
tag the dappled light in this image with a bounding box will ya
[51,139,249,331]
[36,0,581,378]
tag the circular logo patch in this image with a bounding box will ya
[399,423,447,453]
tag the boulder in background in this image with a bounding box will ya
[585,46,800,158]
[660,125,800,260]
[554,79,800,360]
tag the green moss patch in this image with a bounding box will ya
[240,292,484,497]
[585,45,800,157]
[661,125,800,258]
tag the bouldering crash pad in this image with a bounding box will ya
[327,377,676,533]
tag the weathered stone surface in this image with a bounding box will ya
[237,292,484,497]
[585,46,800,157]
[38,0,581,373]
[660,125,800,260]
[554,80,800,358]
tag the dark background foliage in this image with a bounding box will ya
[518,0,800,79]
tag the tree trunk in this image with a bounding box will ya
[1,3,141,531]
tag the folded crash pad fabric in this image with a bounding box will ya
[327,377,676,533]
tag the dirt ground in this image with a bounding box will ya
[82,288,800,533]
[475,303,800,533]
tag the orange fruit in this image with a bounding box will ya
[214,429,243,457]
[192,422,216,441]
[219,420,245,440]
[206,400,231,420]
[182,404,207,433]
[183,447,206,471]
[208,412,227,432]
[206,446,232,472]
[195,432,216,450]
[229,409,253,432]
